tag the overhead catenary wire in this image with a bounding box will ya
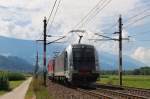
[72,0,105,29]
[124,1,150,17]
[124,6,150,24]
[129,30,150,37]
[124,13,150,29]
[97,1,150,34]
[100,22,118,32]
[64,0,112,43]
[79,0,112,29]
[47,0,58,25]
[129,39,150,42]
[47,36,66,44]
[71,0,112,42]
[47,0,62,33]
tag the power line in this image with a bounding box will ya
[79,0,112,29]
[47,0,58,25]
[100,22,118,32]
[124,1,150,17]
[124,13,150,28]
[97,1,150,34]
[124,7,150,24]
[47,36,66,44]
[47,0,62,33]
[73,0,105,29]
[129,40,150,42]
[130,30,150,37]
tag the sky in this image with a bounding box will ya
[0,0,150,65]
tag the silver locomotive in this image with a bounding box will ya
[48,44,100,85]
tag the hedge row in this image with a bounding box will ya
[0,71,26,90]
[0,72,9,90]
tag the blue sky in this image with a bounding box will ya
[0,0,150,65]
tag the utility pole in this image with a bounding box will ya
[36,17,66,87]
[89,15,127,86]
[34,50,39,78]
[43,17,47,86]
[118,15,123,86]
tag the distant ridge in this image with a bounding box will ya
[0,36,147,70]
[0,55,33,72]
[99,52,146,70]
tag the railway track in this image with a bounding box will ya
[96,87,148,99]
[96,83,150,99]
[48,80,116,99]
[48,80,150,99]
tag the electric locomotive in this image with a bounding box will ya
[48,44,100,85]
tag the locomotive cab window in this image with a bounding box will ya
[73,46,95,70]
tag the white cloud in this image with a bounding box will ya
[0,0,149,65]
[131,47,150,65]
[0,0,142,40]
[0,0,149,59]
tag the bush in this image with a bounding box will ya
[7,72,26,81]
[0,72,10,90]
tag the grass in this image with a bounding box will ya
[0,80,25,96]
[9,80,24,89]
[25,76,53,99]
[0,91,7,95]
[97,75,150,89]
[25,78,34,99]
[0,70,27,96]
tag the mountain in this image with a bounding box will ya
[0,55,33,72]
[0,36,65,64]
[0,36,36,63]
[99,52,146,70]
[0,36,147,70]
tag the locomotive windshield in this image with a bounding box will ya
[73,46,95,70]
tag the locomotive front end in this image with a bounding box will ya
[71,44,99,84]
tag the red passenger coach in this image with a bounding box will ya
[47,59,55,79]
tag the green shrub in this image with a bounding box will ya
[0,72,10,90]
[7,72,26,81]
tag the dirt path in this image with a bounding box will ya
[0,77,32,99]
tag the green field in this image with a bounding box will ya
[97,75,150,89]
[0,71,26,95]
[0,80,24,95]
[25,76,53,99]
[0,91,7,95]
[9,80,24,89]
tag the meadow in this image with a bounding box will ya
[25,76,53,99]
[97,75,150,89]
[0,71,26,95]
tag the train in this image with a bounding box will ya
[47,44,100,85]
